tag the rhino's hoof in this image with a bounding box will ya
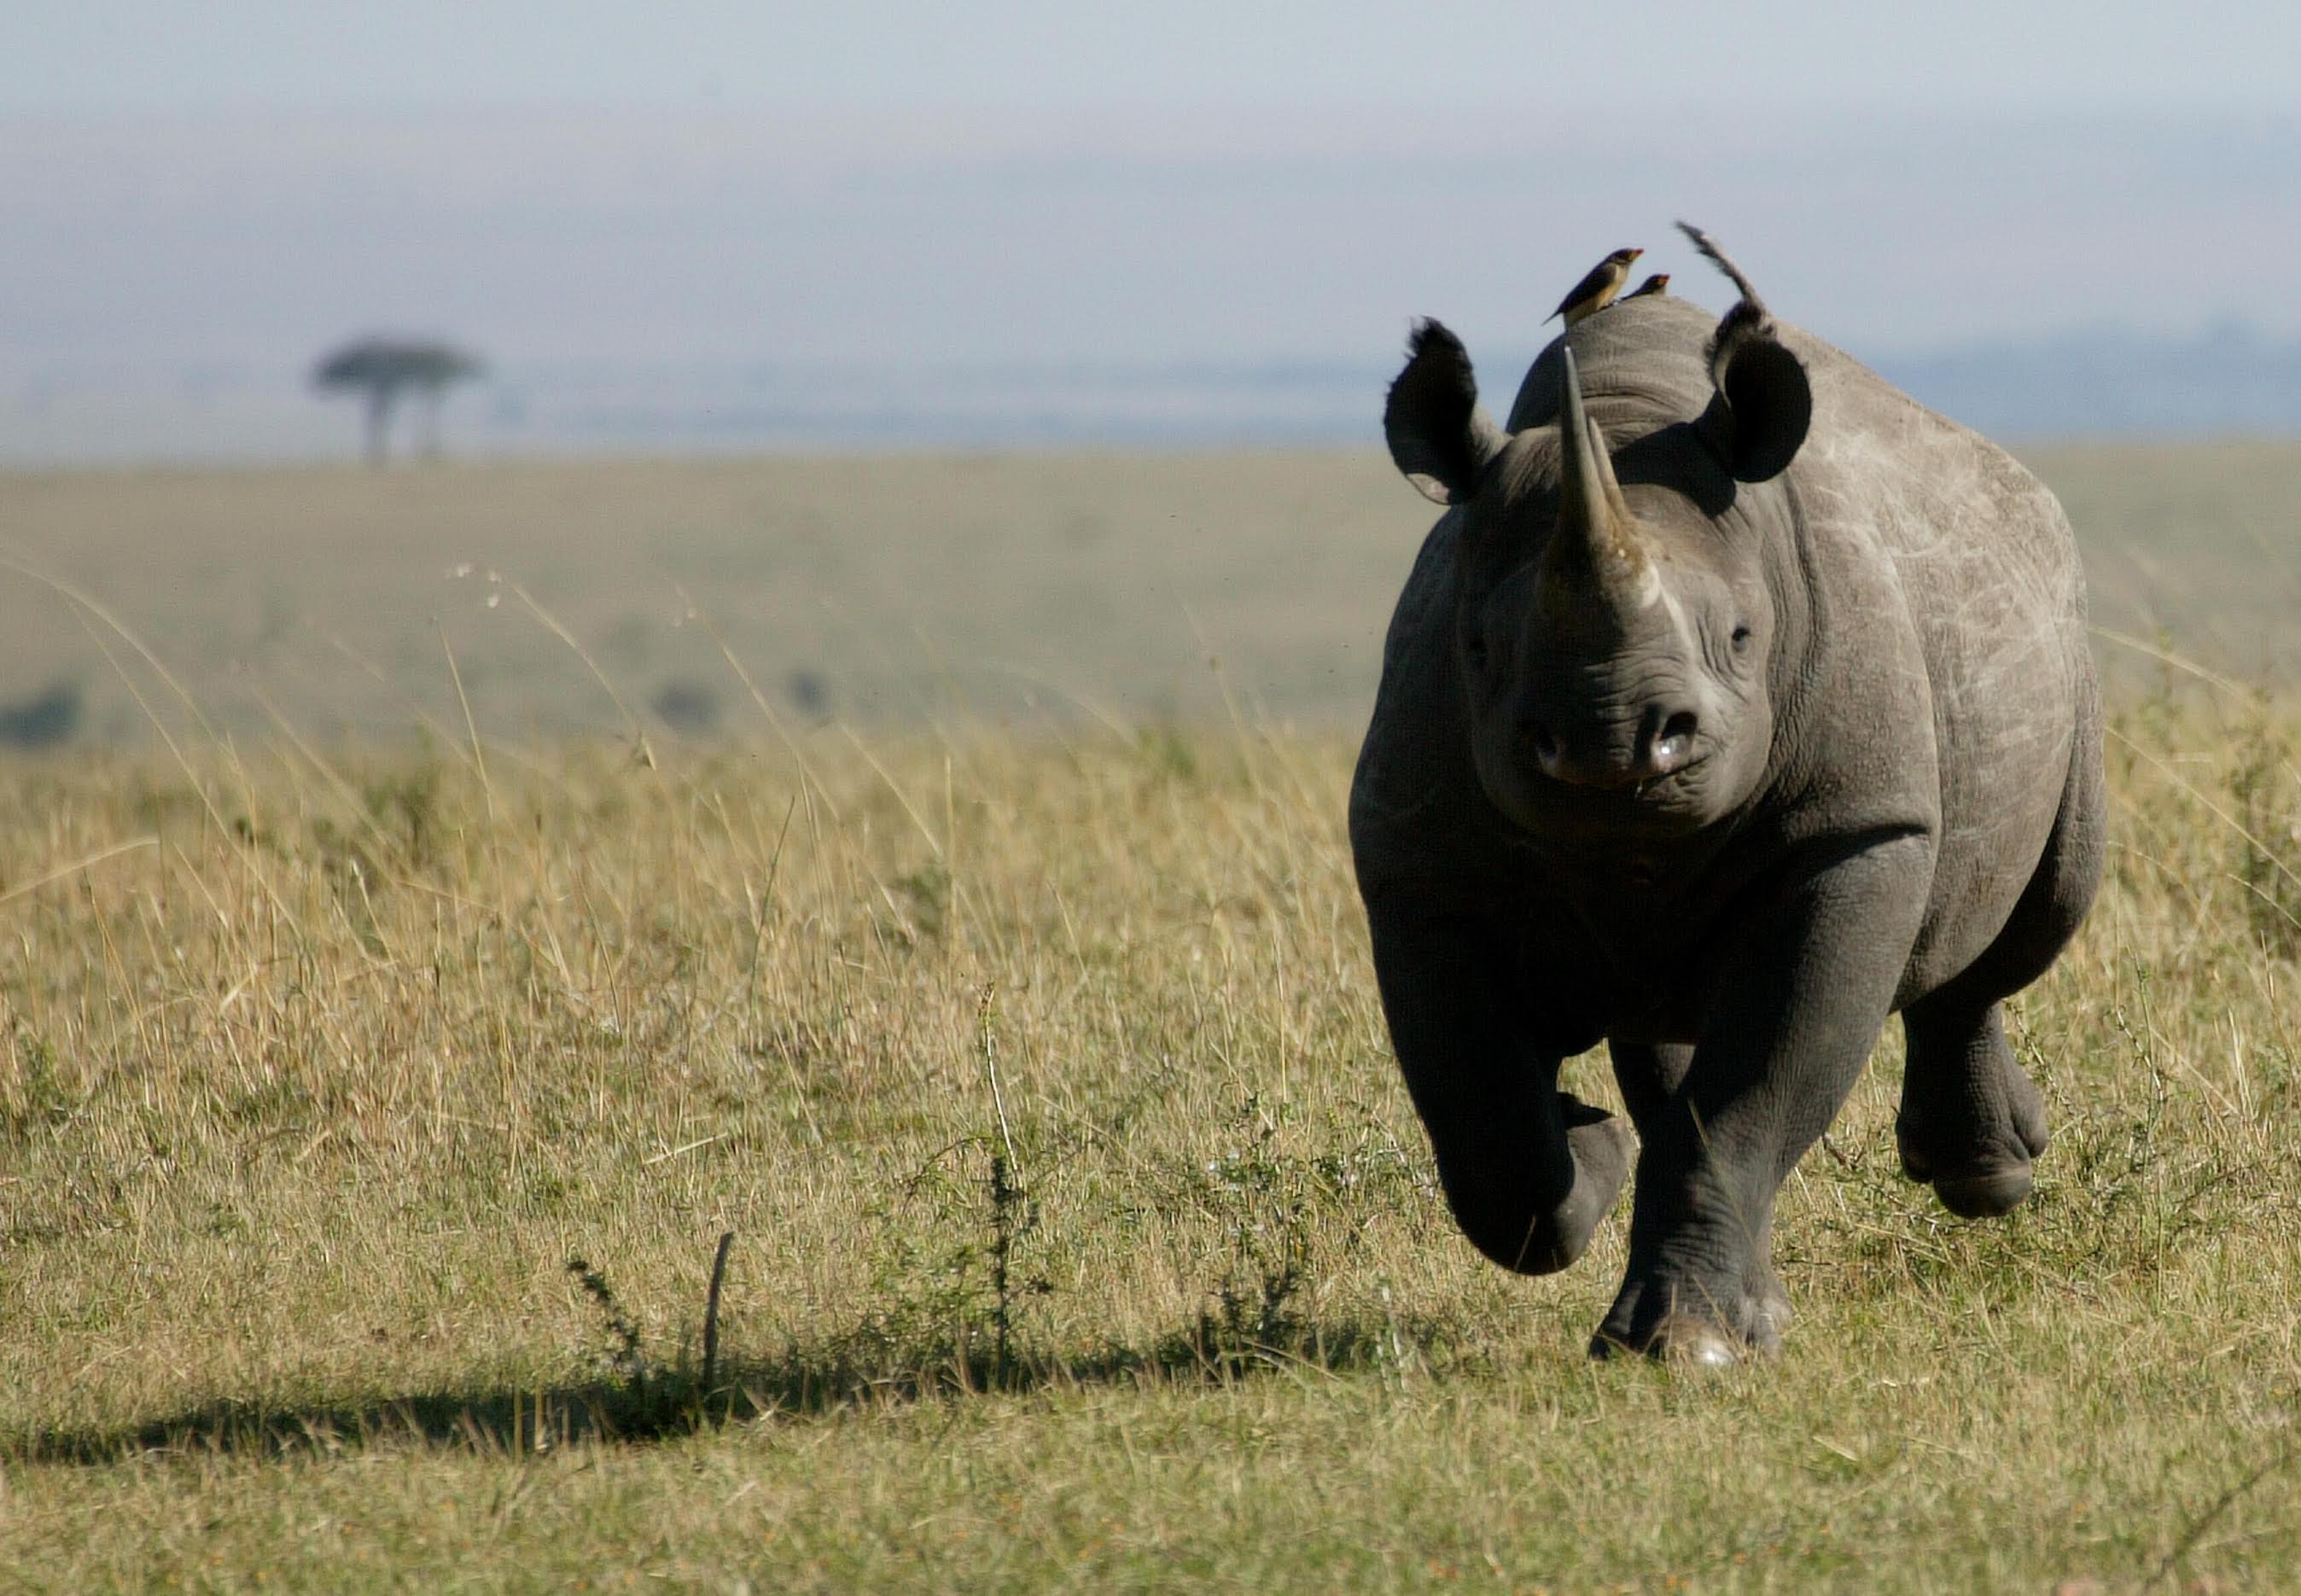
[1449,1110,1634,1276]
[1588,1315,1741,1367]
[1933,1162,2033,1219]
[1896,1081,2049,1210]
[1654,1318,1743,1367]
[1588,1288,1787,1366]
[1558,1114,1637,1236]
[1896,1137,1934,1184]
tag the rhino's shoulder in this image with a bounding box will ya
[1378,505,1460,679]
[1782,324,2082,592]
[1351,509,1481,876]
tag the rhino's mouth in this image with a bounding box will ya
[1507,753,1720,846]
[1540,752,1707,804]
[1633,756,1707,801]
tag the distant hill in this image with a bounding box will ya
[1876,322,2301,440]
[9,325,2301,466]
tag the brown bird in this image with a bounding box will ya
[1623,272,1670,300]
[1546,247,1643,326]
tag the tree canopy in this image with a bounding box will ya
[312,337,485,463]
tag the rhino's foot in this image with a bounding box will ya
[1896,1064,2048,1220]
[1448,1104,1634,1276]
[1588,1267,1791,1366]
[1898,998,2051,1219]
[1545,1111,1637,1268]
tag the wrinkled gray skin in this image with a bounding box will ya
[1351,258,2104,1364]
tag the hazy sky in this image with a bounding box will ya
[9,1,2301,114]
[7,1,2301,450]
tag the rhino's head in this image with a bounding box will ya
[1382,306,1811,844]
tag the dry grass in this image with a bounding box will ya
[0,665,2295,1591]
[0,447,2298,1590]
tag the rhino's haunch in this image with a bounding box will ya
[1352,226,2105,1363]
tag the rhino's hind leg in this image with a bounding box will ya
[1607,1040,1692,1138]
[1898,699,2103,1218]
[1896,998,2048,1217]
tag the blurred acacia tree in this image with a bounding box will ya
[312,339,485,464]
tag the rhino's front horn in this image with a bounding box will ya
[1545,349,1654,615]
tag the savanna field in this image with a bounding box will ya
[1,449,2299,1592]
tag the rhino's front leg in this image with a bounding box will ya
[1366,900,1633,1274]
[1595,832,1935,1363]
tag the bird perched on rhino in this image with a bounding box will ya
[1546,248,1644,326]
[1623,273,1670,300]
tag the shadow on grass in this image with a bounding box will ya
[9,1310,1461,1469]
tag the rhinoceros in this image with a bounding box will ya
[1350,225,2103,1363]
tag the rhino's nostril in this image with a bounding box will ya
[1650,711,1699,773]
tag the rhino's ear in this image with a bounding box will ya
[1702,303,1811,483]
[1384,319,1506,505]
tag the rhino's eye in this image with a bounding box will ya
[1730,624,1753,651]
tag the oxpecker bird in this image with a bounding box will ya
[1547,248,1644,326]
[1623,273,1670,300]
